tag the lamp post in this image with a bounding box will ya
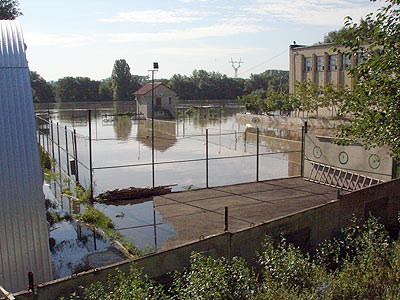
[149,62,159,188]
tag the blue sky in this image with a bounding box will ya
[19,0,380,81]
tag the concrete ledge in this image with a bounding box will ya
[236,113,349,129]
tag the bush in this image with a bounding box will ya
[171,253,257,300]
[61,216,400,300]
[61,267,167,300]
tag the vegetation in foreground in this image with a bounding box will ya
[61,216,400,300]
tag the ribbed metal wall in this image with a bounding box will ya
[0,20,52,293]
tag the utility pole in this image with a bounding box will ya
[149,62,159,188]
[229,58,243,78]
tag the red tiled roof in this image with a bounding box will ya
[134,82,163,95]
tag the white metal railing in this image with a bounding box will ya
[0,285,15,300]
[305,162,383,191]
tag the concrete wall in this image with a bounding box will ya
[10,179,400,300]
[304,133,393,181]
[236,113,348,129]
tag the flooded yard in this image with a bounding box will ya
[37,101,303,251]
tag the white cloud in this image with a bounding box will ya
[99,9,206,24]
[107,18,268,43]
[245,0,381,27]
[24,32,91,48]
[149,47,264,56]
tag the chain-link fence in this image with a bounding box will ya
[36,113,91,192]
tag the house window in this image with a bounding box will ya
[317,56,324,71]
[329,55,337,71]
[304,57,312,72]
[156,97,161,106]
[342,54,351,69]
[169,97,172,104]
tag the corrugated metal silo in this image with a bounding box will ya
[0,20,52,293]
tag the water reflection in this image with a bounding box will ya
[113,116,133,141]
[94,200,176,250]
[137,119,177,152]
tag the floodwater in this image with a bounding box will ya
[37,101,304,250]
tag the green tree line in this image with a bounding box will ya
[238,80,346,117]
[30,67,288,103]
[61,216,400,300]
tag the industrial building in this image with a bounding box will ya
[0,20,52,293]
[289,43,361,94]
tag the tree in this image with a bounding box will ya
[337,0,400,159]
[111,59,132,101]
[244,70,289,94]
[98,78,113,101]
[237,89,265,114]
[131,74,148,93]
[30,71,55,103]
[321,20,371,44]
[265,88,291,115]
[294,80,319,118]
[55,76,99,102]
[0,0,22,20]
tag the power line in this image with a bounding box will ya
[238,48,288,76]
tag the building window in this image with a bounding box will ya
[317,56,324,71]
[169,97,172,104]
[329,55,337,71]
[342,54,351,69]
[304,57,312,72]
[356,52,365,64]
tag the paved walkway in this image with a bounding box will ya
[154,177,338,250]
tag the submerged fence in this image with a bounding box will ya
[36,113,91,192]
[36,110,303,200]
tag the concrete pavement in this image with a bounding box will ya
[154,176,338,250]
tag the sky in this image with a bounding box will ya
[18,0,381,81]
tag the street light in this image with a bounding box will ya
[149,62,159,188]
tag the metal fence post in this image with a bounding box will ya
[46,122,49,153]
[206,128,209,188]
[65,126,70,176]
[153,202,158,252]
[73,129,79,184]
[301,121,308,177]
[50,120,55,163]
[256,127,259,182]
[56,123,61,177]
[224,206,229,231]
[88,110,94,202]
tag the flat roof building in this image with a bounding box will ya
[289,43,357,94]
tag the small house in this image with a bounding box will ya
[134,82,177,119]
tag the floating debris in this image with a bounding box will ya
[95,186,172,204]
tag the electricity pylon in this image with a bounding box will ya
[229,58,243,78]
